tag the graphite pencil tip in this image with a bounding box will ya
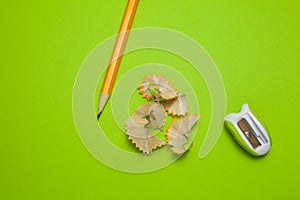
[97,112,102,120]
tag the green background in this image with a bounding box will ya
[1,0,299,199]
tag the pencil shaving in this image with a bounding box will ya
[164,93,188,116]
[166,115,200,154]
[139,75,178,100]
[128,134,166,154]
[126,102,166,154]
[149,103,166,129]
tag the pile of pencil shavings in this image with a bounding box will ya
[125,75,200,155]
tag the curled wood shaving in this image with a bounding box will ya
[149,103,166,129]
[139,75,178,100]
[166,115,200,154]
[128,134,166,154]
[164,93,188,116]
[126,102,166,154]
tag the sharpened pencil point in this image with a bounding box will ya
[97,112,102,120]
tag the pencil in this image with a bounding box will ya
[97,0,139,119]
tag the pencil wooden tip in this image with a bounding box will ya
[97,112,102,120]
[97,93,109,120]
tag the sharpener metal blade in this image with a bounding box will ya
[237,118,261,149]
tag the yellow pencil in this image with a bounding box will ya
[97,0,139,119]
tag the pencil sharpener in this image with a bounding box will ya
[224,104,271,156]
